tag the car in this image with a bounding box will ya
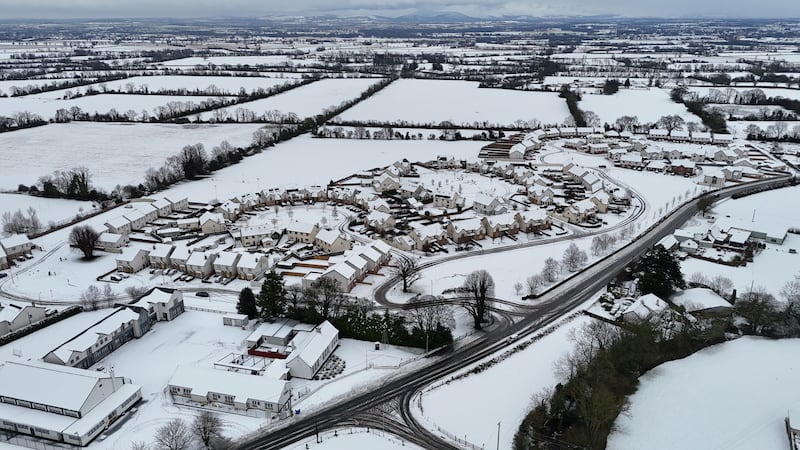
[0,273,7,279]
[110,275,121,282]
[95,366,105,372]
[505,333,520,343]
[195,291,209,297]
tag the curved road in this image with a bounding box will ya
[233,175,793,450]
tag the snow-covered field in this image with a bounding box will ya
[33,75,297,97]
[0,193,96,229]
[580,88,699,124]
[281,429,422,450]
[609,337,800,450]
[193,78,384,121]
[686,86,800,101]
[417,314,595,450]
[0,122,265,190]
[337,79,569,126]
[0,93,233,121]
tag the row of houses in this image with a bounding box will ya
[103,197,189,236]
[0,234,35,269]
[0,301,48,336]
[117,244,271,280]
[300,240,393,292]
[648,129,734,145]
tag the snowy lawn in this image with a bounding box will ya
[416,314,596,450]
[0,122,265,190]
[579,88,698,124]
[609,337,800,450]
[193,78,384,121]
[0,193,96,229]
[337,79,569,126]
[280,428,422,450]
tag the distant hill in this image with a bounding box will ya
[389,11,481,24]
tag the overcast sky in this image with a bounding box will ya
[1,0,796,19]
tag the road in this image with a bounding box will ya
[234,175,793,450]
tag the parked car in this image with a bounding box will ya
[0,273,7,279]
[195,291,209,297]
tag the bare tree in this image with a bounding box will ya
[461,270,494,330]
[541,257,561,283]
[781,273,800,303]
[80,285,102,311]
[562,243,588,272]
[513,281,523,296]
[391,254,421,293]
[526,274,545,296]
[408,298,452,351]
[154,418,192,450]
[657,114,685,134]
[125,285,149,300]
[69,225,100,259]
[130,442,150,450]
[688,272,708,287]
[102,284,115,306]
[708,275,734,297]
[192,410,224,449]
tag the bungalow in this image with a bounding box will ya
[126,287,185,322]
[447,218,486,244]
[285,222,319,244]
[0,301,47,335]
[116,248,150,273]
[365,210,396,233]
[237,253,270,280]
[104,216,132,236]
[315,229,352,253]
[169,246,192,272]
[97,232,128,252]
[199,212,226,235]
[285,320,339,380]
[645,160,668,172]
[671,130,690,142]
[213,251,241,278]
[186,251,216,278]
[482,213,520,239]
[648,129,669,140]
[671,288,731,314]
[168,366,292,418]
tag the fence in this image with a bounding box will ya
[0,430,76,450]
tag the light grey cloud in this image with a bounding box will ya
[0,0,796,19]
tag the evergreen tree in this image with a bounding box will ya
[237,287,258,319]
[258,271,286,318]
[637,245,686,299]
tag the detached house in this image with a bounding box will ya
[563,199,597,224]
[315,229,352,253]
[482,213,520,239]
[285,222,319,244]
[472,194,508,216]
[374,173,401,193]
[125,287,185,322]
[447,218,486,244]
[199,212,226,234]
[365,210,396,233]
[116,248,150,273]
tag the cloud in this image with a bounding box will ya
[0,0,795,19]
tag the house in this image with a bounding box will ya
[215,201,242,221]
[0,301,47,335]
[712,133,734,145]
[619,153,644,169]
[368,239,393,266]
[240,226,280,248]
[96,232,128,252]
[432,191,465,210]
[186,251,216,278]
[126,287,185,322]
[285,320,339,380]
[671,288,731,314]
[148,244,174,269]
[320,263,357,292]
[648,129,669,140]
[472,194,508,216]
[670,159,696,176]
[170,246,192,272]
[623,294,669,322]
[586,143,610,154]
[354,245,382,272]
[104,216,132,235]
[0,247,7,270]
[343,254,370,281]
[0,360,141,447]
[515,210,551,233]
[315,229,352,253]
[237,254,270,280]
[645,160,668,172]
[44,306,149,369]
[285,221,319,244]
[713,149,738,163]
[150,198,174,217]
[168,366,291,418]
[701,169,726,188]
[367,198,391,214]
[482,213,520,239]
[641,147,664,160]
[563,199,597,224]
[721,166,743,181]
[581,172,602,193]
[165,197,189,211]
[447,218,486,244]
[213,251,241,278]
[679,239,700,254]
[374,173,401,193]
[199,212,226,234]
[671,130,690,142]
[365,210,396,233]
[590,191,610,213]
[132,204,158,224]
[175,218,200,231]
[223,314,249,327]
[692,131,712,144]
[608,148,628,162]
[123,209,147,231]
[409,223,448,251]
[115,248,150,273]
[245,318,302,348]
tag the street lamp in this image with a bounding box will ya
[496,421,501,450]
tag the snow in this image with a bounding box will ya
[193,78,384,121]
[416,314,595,450]
[38,75,296,97]
[580,88,699,124]
[671,287,731,311]
[0,193,96,231]
[337,79,569,126]
[0,122,265,190]
[280,429,422,450]
[609,337,800,450]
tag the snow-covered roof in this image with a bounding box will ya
[0,234,31,250]
[105,216,131,229]
[369,240,392,255]
[286,320,338,369]
[214,251,241,267]
[199,211,224,225]
[728,229,751,245]
[116,247,148,263]
[451,218,484,233]
[323,262,356,279]
[356,245,382,264]
[410,222,445,239]
[672,288,731,312]
[366,210,392,223]
[186,251,213,266]
[149,244,174,259]
[657,234,679,250]
[624,294,668,320]
[316,229,344,246]
[0,302,27,324]
[97,232,124,245]
[237,253,267,270]
[50,307,143,363]
[0,360,118,412]
[169,366,288,405]
[170,245,192,261]
[286,221,317,234]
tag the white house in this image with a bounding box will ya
[148,244,174,269]
[0,360,142,447]
[622,293,669,323]
[447,218,486,244]
[123,209,147,231]
[213,251,241,278]
[186,251,217,278]
[365,210,396,233]
[199,212,226,234]
[285,320,339,380]
[127,287,185,322]
[0,234,34,260]
[237,254,270,280]
[285,221,319,244]
[563,199,597,224]
[104,216,132,235]
[240,226,278,248]
[0,301,47,335]
[115,248,150,273]
[170,246,192,272]
[315,229,352,253]
[165,197,189,211]
[472,194,508,216]
[320,263,357,292]
[150,198,173,217]
[373,173,401,193]
[96,232,128,252]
